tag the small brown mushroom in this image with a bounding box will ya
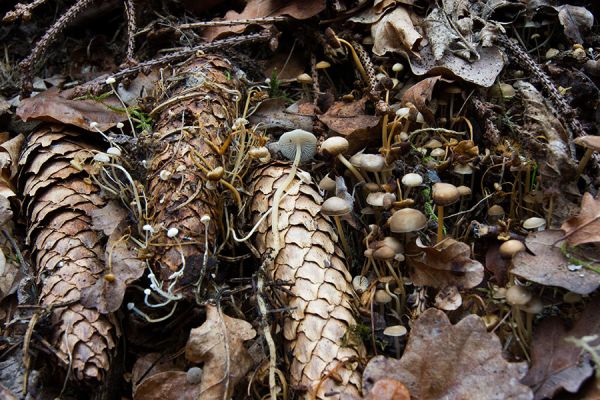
[321,196,352,257]
[574,135,600,178]
[432,182,460,243]
[320,137,365,182]
[499,239,525,259]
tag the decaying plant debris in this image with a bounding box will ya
[0,0,599,399]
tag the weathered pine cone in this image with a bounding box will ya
[147,55,241,289]
[18,125,116,381]
[248,163,365,399]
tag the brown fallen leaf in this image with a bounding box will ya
[131,353,186,395]
[317,98,381,153]
[522,297,600,399]
[203,0,326,41]
[485,242,510,286]
[406,238,484,289]
[512,230,600,295]
[89,200,129,236]
[80,223,145,314]
[185,305,256,400]
[401,76,449,124]
[134,371,202,400]
[561,193,600,247]
[0,134,24,199]
[554,5,594,44]
[371,6,423,56]
[362,309,533,399]
[16,88,126,131]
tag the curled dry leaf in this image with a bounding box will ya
[185,305,256,400]
[317,98,381,153]
[406,238,484,289]
[203,0,326,41]
[554,5,594,44]
[434,285,462,311]
[401,76,449,124]
[80,224,145,314]
[371,6,422,56]
[134,371,202,400]
[131,352,185,394]
[560,192,600,247]
[249,98,314,133]
[0,134,24,199]
[0,195,20,302]
[16,88,126,131]
[522,297,600,400]
[362,308,533,400]
[512,230,600,295]
[18,125,119,381]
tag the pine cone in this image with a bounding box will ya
[19,125,116,382]
[248,163,365,398]
[147,55,241,289]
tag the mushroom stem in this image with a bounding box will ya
[333,215,352,260]
[437,205,445,243]
[271,143,302,255]
[576,148,594,178]
[337,154,366,183]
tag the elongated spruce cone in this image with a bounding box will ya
[248,164,364,398]
[147,55,241,287]
[19,125,116,382]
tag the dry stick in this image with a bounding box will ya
[352,40,379,99]
[74,30,273,96]
[497,33,585,159]
[2,0,49,23]
[124,0,137,62]
[178,16,289,29]
[19,0,97,97]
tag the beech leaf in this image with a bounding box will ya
[185,305,256,400]
[522,297,600,399]
[362,308,533,399]
[512,230,600,294]
[561,192,600,247]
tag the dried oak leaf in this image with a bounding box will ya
[185,305,256,400]
[203,0,326,41]
[362,309,533,400]
[406,238,484,289]
[16,88,126,131]
[80,224,145,313]
[134,371,202,400]
[512,230,600,294]
[317,98,381,153]
[401,76,449,124]
[132,353,186,395]
[561,192,600,247]
[554,5,594,44]
[522,297,600,399]
[371,6,423,56]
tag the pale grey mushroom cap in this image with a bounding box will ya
[321,196,351,217]
[277,129,317,163]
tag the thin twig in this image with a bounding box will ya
[19,0,97,97]
[124,0,137,62]
[178,16,288,30]
[2,0,49,23]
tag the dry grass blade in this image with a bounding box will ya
[147,55,242,293]
[18,125,118,382]
[248,163,365,399]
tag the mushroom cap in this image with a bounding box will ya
[315,61,331,69]
[424,139,442,149]
[319,175,336,192]
[499,240,525,259]
[374,289,392,304]
[430,148,446,158]
[389,208,427,233]
[432,182,460,206]
[360,154,386,172]
[248,146,270,159]
[363,182,381,193]
[523,217,546,230]
[453,163,474,175]
[352,275,369,293]
[321,196,351,216]
[456,185,472,197]
[382,236,403,253]
[383,325,407,337]
[296,73,313,84]
[488,204,505,217]
[366,192,396,207]
[506,286,532,306]
[574,135,600,150]
[521,297,543,314]
[320,136,349,157]
[373,246,395,260]
[277,129,317,163]
[401,173,423,187]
